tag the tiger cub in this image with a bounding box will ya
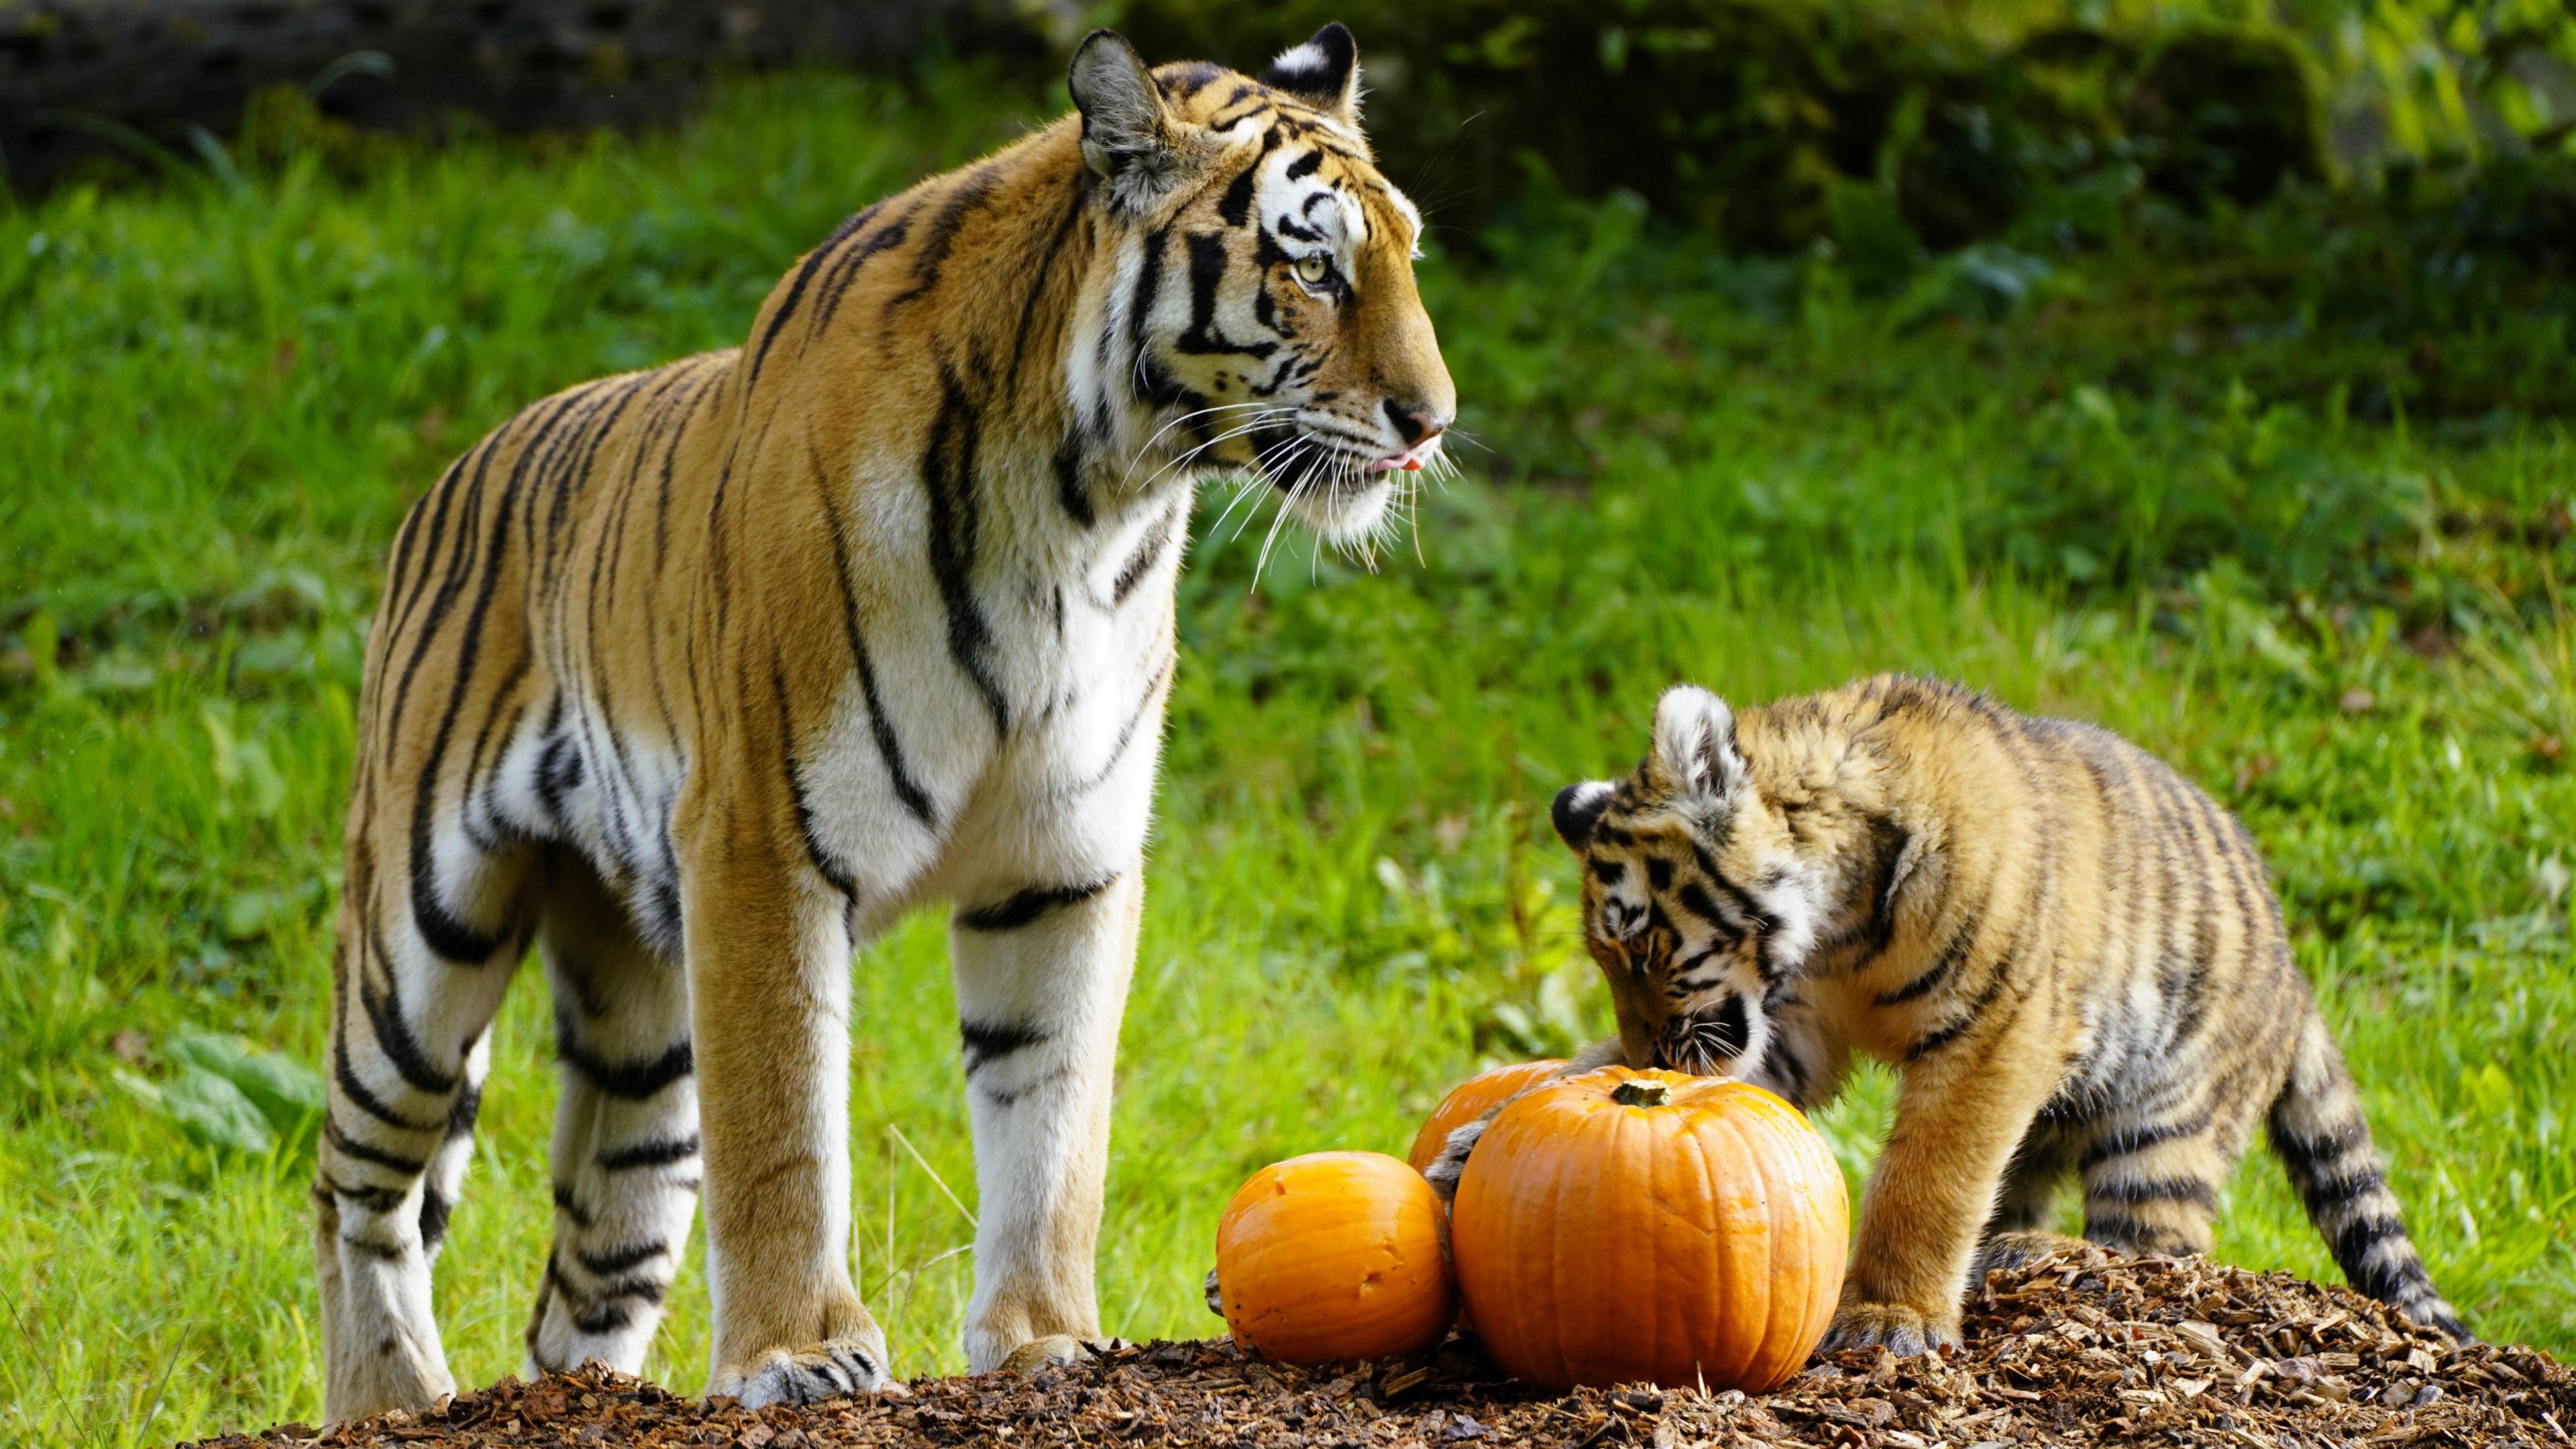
[1430,676,2466,1353]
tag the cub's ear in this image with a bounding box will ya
[1069,30,1190,210]
[1652,684,1751,806]
[1262,21,1361,123]
[1552,781,1615,851]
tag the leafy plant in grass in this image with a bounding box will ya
[116,1031,325,1159]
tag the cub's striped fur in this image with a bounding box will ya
[1432,676,2463,1355]
[315,23,1452,1423]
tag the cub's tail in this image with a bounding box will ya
[2267,1010,2470,1341]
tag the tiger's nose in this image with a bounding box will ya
[1383,398,1449,447]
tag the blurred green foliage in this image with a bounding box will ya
[1114,0,2313,248]
[1101,0,2575,258]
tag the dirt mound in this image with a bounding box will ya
[193,1247,2568,1447]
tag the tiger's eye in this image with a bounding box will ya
[1294,254,1332,286]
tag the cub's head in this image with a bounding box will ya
[1067,24,1454,550]
[1553,686,1904,1077]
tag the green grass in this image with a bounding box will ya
[3,66,2573,1448]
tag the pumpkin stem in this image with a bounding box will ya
[1611,1080,1671,1108]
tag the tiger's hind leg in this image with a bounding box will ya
[1972,1122,2088,1283]
[316,841,531,1424]
[2074,1096,2237,1262]
[526,851,702,1379]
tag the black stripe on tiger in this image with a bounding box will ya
[541,1256,667,1335]
[577,1241,671,1277]
[351,857,462,1102]
[1114,504,1179,605]
[419,1187,453,1253]
[887,164,1002,315]
[325,1117,428,1176]
[1216,129,1282,227]
[339,1232,408,1263]
[402,390,570,965]
[922,366,1010,735]
[598,1134,701,1171]
[1684,841,1780,935]
[959,875,1119,932]
[447,1075,484,1140]
[814,200,913,332]
[380,445,476,639]
[324,1174,407,1215]
[1053,436,1095,529]
[2087,1175,2220,1209]
[553,1012,694,1100]
[380,431,498,664]
[1065,653,1175,798]
[1176,231,1279,358]
[1876,903,1984,1008]
[811,437,936,827]
[1005,178,1089,391]
[1905,970,2012,1062]
[773,659,859,902]
[959,1018,1048,1073]
[331,997,442,1136]
[2077,1102,2216,1171]
[1827,817,1909,963]
[1124,224,1192,412]
[745,206,872,388]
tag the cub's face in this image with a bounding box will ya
[1552,688,1838,1076]
[1069,25,1455,551]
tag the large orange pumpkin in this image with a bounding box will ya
[1450,1067,1847,1391]
[1405,1059,1568,1171]
[1214,1150,1456,1364]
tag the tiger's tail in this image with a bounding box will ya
[2267,1010,2470,1341]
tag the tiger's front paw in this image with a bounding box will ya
[710,1325,898,1409]
[1972,1229,2090,1282]
[1817,1301,1958,1359]
[1421,1120,1488,1203]
[998,1334,1091,1375]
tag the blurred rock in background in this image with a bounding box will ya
[0,0,1038,195]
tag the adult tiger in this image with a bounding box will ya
[314,23,1453,1423]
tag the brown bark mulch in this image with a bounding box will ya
[192,1246,2572,1448]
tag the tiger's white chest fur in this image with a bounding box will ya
[796,453,1189,935]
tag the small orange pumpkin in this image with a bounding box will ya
[1450,1067,1847,1392]
[1214,1150,1455,1365]
[1405,1059,1568,1172]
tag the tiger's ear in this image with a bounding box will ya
[1069,30,1191,211]
[1652,684,1752,806]
[1263,21,1362,124]
[1552,781,1615,851]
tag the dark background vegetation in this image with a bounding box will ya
[2,2,2571,1443]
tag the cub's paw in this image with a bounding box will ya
[1817,1301,1958,1359]
[1972,1230,2090,1282]
[1421,1120,1488,1203]
[998,1334,1091,1375]
[711,1330,899,1409]
[1204,1267,1224,1316]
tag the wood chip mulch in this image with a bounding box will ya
[191,1247,2572,1448]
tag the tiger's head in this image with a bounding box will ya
[1552,686,1909,1077]
[1065,23,1455,551]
